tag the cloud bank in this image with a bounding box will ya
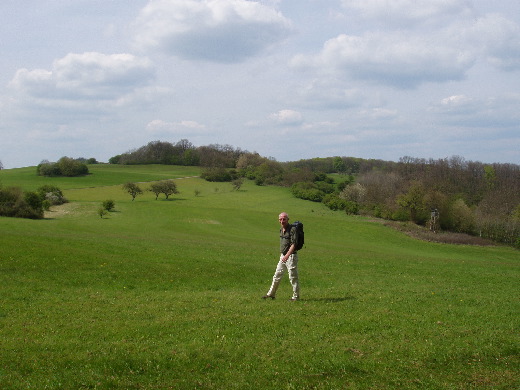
[133,0,292,62]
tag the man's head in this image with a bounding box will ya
[279,212,289,227]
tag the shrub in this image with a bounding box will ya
[58,157,89,176]
[37,185,67,206]
[42,200,51,211]
[201,168,233,182]
[0,186,20,217]
[37,161,61,177]
[291,182,326,202]
[344,201,359,215]
[102,200,115,211]
[390,208,411,222]
[0,186,43,219]
[449,199,476,234]
[24,191,43,211]
[314,180,335,194]
[340,183,367,203]
[322,194,348,211]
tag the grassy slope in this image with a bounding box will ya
[0,166,518,389]
[0,164,201,191]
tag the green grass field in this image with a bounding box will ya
[1,166,518,389]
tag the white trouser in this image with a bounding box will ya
[267,253,300,299]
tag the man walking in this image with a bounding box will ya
[263,212,300,301]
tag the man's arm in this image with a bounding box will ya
[282,243,296,263]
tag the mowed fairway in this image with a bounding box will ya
[1,166,519,389]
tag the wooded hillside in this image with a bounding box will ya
[108,139,517,247]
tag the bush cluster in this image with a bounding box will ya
[37,157,89,177]
[37,185,68,210]
[0,185,67,219]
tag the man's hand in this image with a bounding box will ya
[282,243,296,263]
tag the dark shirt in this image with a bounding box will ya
[280,225,296,255]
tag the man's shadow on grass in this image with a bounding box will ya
[304,296,356,303]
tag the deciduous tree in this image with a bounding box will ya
[122,182,142,201]
[397,181,426,223]
[161,180,179,199]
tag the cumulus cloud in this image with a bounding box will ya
[291,31,475,88]
[132,0,292,62]
[8,52,156,117]
[269,109,303,125]
[293,1,520,88]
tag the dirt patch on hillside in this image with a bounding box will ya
[383,220,496,246]
[44,203,81,219]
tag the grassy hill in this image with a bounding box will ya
[1,165,518,389]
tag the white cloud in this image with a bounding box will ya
[294,2,520,89]
[146,119,207,134]
[269,109,303,125]
[341,0,474,27]
[440,94,474,108]
[291,31,475,88]
[10,52,154,100]
[133,0,292,62]
[6,52,156,119]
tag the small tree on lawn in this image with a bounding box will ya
[122,182,142,201]
[102,199,115,211]
[149,183,162,200]
[161,180,179,199]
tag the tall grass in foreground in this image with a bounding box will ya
[0,168,518,389]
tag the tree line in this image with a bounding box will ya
[108,139,244,168]
[286,155,519,247]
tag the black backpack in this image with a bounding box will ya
[291,221,305,251]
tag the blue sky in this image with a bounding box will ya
[1,0,519,168]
